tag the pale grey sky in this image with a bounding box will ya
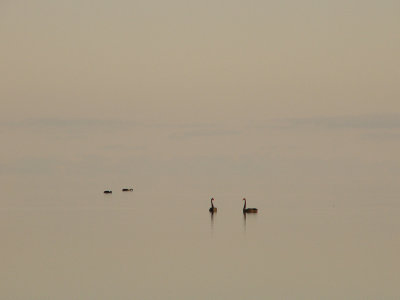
[1,0,399,122]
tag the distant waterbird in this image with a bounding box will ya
[122,188,133,192]
[104,190,112,194]
[209,197,217,213]
[243,198,258,213]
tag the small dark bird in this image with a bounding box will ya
[209,197,217,213]
[243,198,257,213]
[122,188,133,192]
[104,190,112,194]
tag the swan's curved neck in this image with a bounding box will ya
[243,199,246,210]
[211,199,214,208]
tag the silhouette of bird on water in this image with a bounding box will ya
[209,197,217,213]
[242,198,257,213]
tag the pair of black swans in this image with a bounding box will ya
[209,197,258,213]
[104,188,133,194]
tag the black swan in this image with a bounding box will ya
[243,198,257,213]
[209,197,217,212]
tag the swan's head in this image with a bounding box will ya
[243,198,246,201]
[211,197,214,201]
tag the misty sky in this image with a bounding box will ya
[1,0,399,203]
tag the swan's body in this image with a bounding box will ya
[104,190,112,194]
[243,198,257,213]
[122,188,133,192]
[209,198,217,212]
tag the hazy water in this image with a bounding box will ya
[1,117,400,299]
[1,186,400,300]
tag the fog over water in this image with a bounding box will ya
[1,0,400,299]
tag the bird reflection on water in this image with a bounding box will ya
[243,211,246,232]
[210,211,215,231]
[242,210,258,233]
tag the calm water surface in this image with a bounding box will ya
[1,187,400,300]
